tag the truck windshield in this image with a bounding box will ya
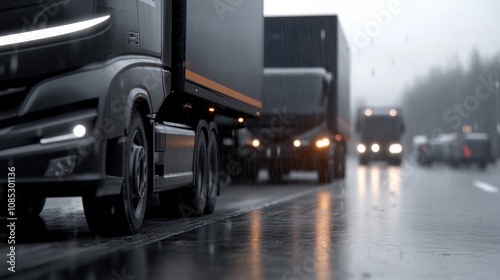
[261,71,326,117]
[360,116,402,142]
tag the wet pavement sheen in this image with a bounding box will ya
[3,157,500,280]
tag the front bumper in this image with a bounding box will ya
[357,143,402,162]
[242,142,331,171]
[0,131,122,197]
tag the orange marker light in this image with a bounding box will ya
[238,118,244,123]
[209,108,215,113]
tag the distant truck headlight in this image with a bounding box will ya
[389,143,402,154]
[293,140,301,148]
[316,138,330,148]
[252,139,260,148]
[371,143,380,153]
[357,144,366,153]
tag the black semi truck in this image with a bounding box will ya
[356,107,405,165]
[235,16,350,183]
[0,1,263,235]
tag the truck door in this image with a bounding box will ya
[137,0,162,57]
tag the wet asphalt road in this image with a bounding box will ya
[2,156,500,280]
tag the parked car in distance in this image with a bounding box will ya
[418,132,495,169]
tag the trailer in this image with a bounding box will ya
[0,0,263,235]
[355,107,405,165]
[234,15,350,183]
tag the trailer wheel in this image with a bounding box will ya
[205,131,218,214]
[83,109,149,235]
[180,122,208,217]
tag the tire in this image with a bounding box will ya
[269,166,284,184]
[318,163,334,183]
[83,109,149,236]
[333,145,340,179]
[0,187,46,218]
[319,147,334,183]
[338,147,346,179]
[205,131,218,214]
[180,122,208,218]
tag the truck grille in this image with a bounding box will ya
[0,86,30,128]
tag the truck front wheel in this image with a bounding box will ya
[83,109,149,236]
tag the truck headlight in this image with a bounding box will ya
[371,143,380,153]
[293,140,301,148]
[389,143,402,154]
[252,139,260,148]
[357,144,366,153]
[73,125,87,138]
[40,124,88,144]
[316,138,330,148]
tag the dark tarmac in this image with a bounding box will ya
[1,156,500,280]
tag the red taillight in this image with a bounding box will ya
[463,145,472,159]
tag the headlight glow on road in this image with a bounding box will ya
[316,138,330,148]
[0,15,111,47]
[252,139,260,148]
[371,143,380,153]
[357,144,366,153]
[389,143,402,154]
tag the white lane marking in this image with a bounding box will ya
[473,181,499,193]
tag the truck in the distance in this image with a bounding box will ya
[0,0,263,235]
[356,107,405,165]
[234,15,350,183]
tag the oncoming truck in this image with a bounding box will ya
[0,0,263,235]
[235,15,350,183]
[356,107,405,165]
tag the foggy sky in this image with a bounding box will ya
[264,0,500,109]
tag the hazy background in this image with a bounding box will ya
[264,0,500,109]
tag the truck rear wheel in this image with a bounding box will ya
[180,122,208,217]
[205,131,218,214]
[83,109,149,236]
